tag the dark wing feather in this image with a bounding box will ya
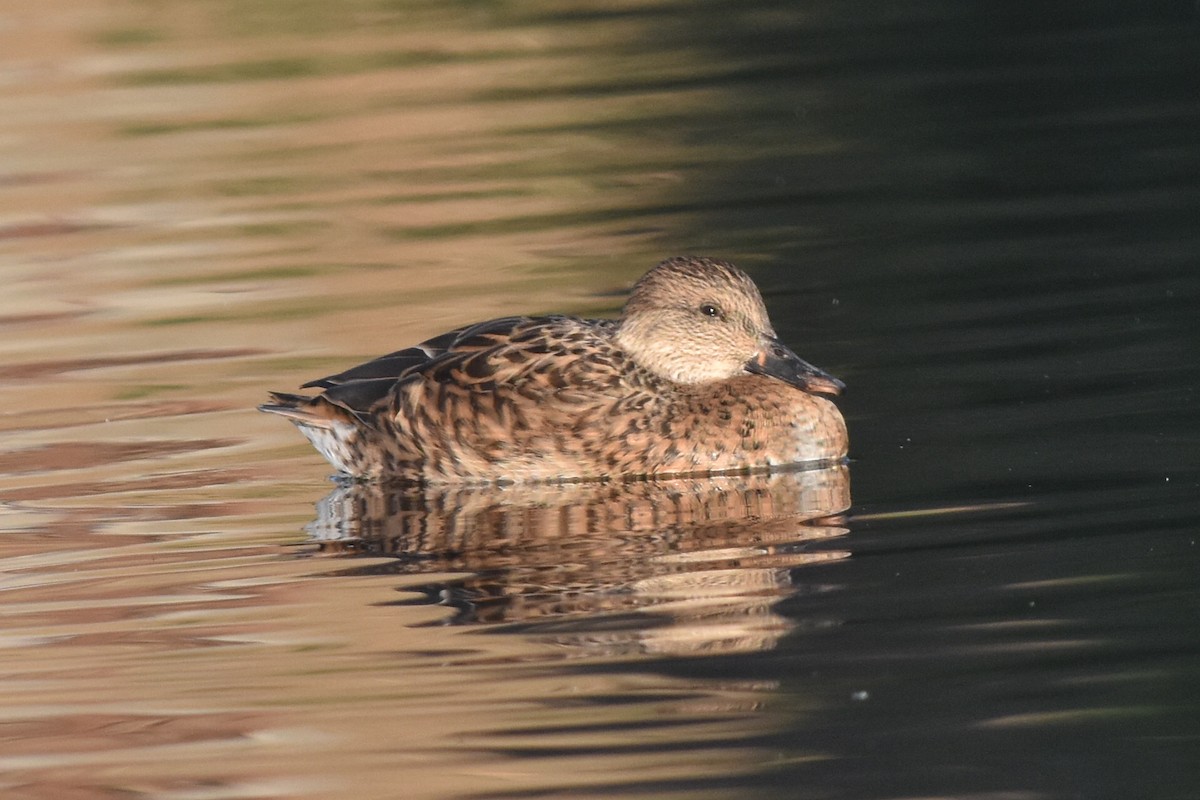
[305,316,622,417]
[317,377,401,422]
[301,316,529,389]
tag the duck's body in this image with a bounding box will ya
[261,257,848,483]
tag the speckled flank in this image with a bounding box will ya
[260,257,848,483]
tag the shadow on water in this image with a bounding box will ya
[306,465,850,657]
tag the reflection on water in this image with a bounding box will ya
[309,465,850,655]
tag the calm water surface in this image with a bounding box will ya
[2,2,1198,799]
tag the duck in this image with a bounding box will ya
[260,256,847,483]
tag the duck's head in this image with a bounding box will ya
[615,256,843,396]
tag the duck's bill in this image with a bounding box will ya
[746,339,845,396]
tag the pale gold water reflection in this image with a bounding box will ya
[0,467,849,800]
[310,465,850,657]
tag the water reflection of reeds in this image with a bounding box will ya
[308,464,850,656]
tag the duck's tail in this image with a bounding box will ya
[257,391,342,429]
[260,391,385,477]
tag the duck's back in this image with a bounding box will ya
[262,315,641,481]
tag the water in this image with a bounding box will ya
[2,2,1198,798]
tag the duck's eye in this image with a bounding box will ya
[699,303,722,318]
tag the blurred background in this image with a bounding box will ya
[1,2,1198,799]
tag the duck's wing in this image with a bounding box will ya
[262,317,533,425]
[300,316,529,389]
[302,316,623,420]
[410,316,623,398]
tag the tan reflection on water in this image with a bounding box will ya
[312,466,850,657]
[0,467,851,800]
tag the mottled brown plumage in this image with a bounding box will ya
[260,257,848,483]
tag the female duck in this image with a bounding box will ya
[260,256,847,483]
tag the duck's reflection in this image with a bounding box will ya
[308,464,850,656]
